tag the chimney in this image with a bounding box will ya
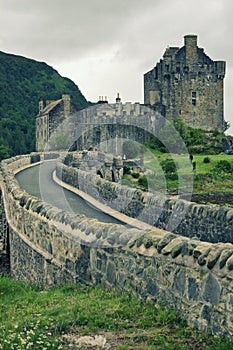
[62,94,71,118]
[39,100,44,114]
[184,34,198,67]
[97,95,108,104]
[115,92,121,103]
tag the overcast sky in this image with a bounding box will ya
[1,0,233,134]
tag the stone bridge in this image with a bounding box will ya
[0,153,233,337]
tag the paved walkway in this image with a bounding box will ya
[52,170,154,231]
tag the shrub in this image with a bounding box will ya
[166,172,178,181]
[214,160,232,173]
[131,172,140,178]
[160,159,177,174]
[203,157,210,164]
[138,175,148,189]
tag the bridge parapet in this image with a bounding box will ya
[0,154,233,336]
[63,150,123,182]
[57,159,233,244]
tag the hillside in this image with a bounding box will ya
[0,51,90,157]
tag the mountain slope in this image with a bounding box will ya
[0,51,90,157]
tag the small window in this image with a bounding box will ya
[192,91,197,106]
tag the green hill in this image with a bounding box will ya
[0,51,90,157]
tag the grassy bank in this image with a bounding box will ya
[0,275,232,349]
[123,151,233,203]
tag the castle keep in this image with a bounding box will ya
[144,35,226,131]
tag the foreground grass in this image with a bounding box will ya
[0,276,232,349]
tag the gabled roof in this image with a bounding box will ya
[40,99,62,116]
[174,46,213,65]
[163,47,179,57]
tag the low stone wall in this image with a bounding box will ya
[0,190,10,275]
[0,154,233,337]
[64,151,123,183]
[57,162,233,244]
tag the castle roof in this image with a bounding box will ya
[40,99,62,116]
[163,47,179,57]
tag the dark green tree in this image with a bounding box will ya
[0,145,10,161]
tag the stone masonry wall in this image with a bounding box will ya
[57,162,233,244]
[0,154,233,336]
[0,190,10,275]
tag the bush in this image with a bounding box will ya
[138,175,148,189]
[160,159,177,174]
[203,157,210,164]
[166,172,178,181]
[214,160,233,173]
[131,172,140,178]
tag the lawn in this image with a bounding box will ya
[123,150,233,202]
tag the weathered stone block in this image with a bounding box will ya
[147,278,158,297]
[106,261,116,284]
[173,269,186,296]
[203,274,221,305]
[188,277,199,301]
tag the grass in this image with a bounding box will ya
[124,150,233,203]
[0,275,232,349]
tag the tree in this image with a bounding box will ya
[0,145,10,161]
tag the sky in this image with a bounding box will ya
[1,0,233,135]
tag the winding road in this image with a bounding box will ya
[15,161,122,224]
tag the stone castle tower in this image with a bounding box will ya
[144,34,226,131]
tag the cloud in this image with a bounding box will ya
[0,0,233,133]
[0,0,163,62]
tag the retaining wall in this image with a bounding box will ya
[0,154,233,337]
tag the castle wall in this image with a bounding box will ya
[36,115,49,152]
[0,154,233,336]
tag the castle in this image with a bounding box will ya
[144,34,226,131]
[36,34,226,152]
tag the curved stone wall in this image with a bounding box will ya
[0,154,233,337]
[57,161,233,244]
